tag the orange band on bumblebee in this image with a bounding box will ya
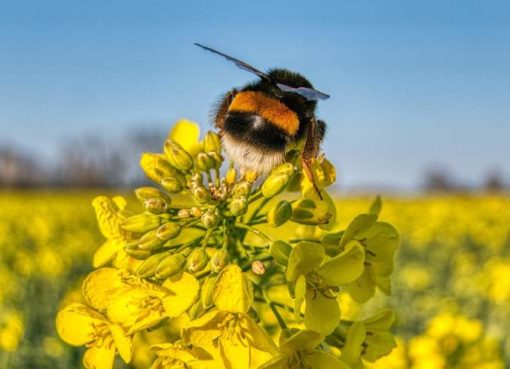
[228,91,299,136]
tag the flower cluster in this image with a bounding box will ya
[55,119,400,369]
[367,313,504,369]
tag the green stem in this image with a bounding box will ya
[288,238,322,244]
[249,192,263,203]
[249,197,270,222]
[235,223,272,243]
[262,290,288,329]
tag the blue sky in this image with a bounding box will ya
[1,0,509,189]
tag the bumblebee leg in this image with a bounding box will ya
[212,89,238,130]
[302,118,325,200]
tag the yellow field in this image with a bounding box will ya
[1,191,509,369]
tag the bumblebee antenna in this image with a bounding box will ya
[194,43,270,81]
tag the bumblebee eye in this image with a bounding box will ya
[276,83,330,101]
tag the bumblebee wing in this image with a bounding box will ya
[195,43,269,80]
[276,83,330,101]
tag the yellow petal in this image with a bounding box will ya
[56,303,103,346]
[240,315,278,355]
[305,351,349,369]
[105,288,142,324]
[169,119,201,154]
[83,268,125,311]
[182,310,225,349]
[214,265,253,313]
[162,272,199,317]
[219,334,250,369]
[258,355,286,369]
[282,329,324,352]
[83,345,115,369]
[93,241,122,268]
[152,343,197,362]
[108,323,133,363]
[304,290,340,336]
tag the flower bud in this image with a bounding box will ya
[137,252,169,278]
[201,209,219,229]
[208,151,223,169]
[270,240,292,266]
[155,254,186,279]
[190,207,203,217]
[320,157,336,187]
[245,169,258,183]
[291,198,332,225]
[192,186,211,204]
[232,181,252,197]
[161,177,183,193]
[210,249,230,273]
[225,168,237,186]
[163,139,194,172]
[137,230,164,251]
[261,173,290,198]
[196,152,215,172]
[135,187,171,203]
[143,198,168,214]
[267,200,292,227]
[271,163,295,177]
[188,300,204,321]
[187,248,209,273]
[123,212,161,233]
[191,173,203,184]
[251,260,266,275]
[203,131,221,153]
[229,196,248,216]
[125,244,152,260]
[156,222,182,241]
[178,209,190,218]
[140,153,179,183]
[201,276,217,308]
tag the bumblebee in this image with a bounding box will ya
[195,43,330,194]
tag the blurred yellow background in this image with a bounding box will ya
[1,192,509,368]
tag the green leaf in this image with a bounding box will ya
[304,290,340,336]
[340,322,366,365]
[345,268,376,303]
[368,195,382,216]
[340,214,377,248]
[286,242,325,282]
[316,241,365,286]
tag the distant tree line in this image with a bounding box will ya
[0,131,508,192]
[0,128,166,188]
[422,167,508,193]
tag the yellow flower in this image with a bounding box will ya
[56,303,133,369]
[92,196,134,268]
[169,119,202,155]
[82,267,199,334]
[150,342,223,369]
[182,265,278,369]
[260,329,348,369]
[0,310,24,352]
